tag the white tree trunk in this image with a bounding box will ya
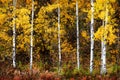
[101,33,106,74]
[30,0,34,71]
[90,0,94,73]
[101,32,106,74]
[101,2,108,74]
[13,0,17,68]
[58,1,61,73]
[76,0,80,70]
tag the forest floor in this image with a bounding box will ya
[0,62,120,80]
[0,69,120,80]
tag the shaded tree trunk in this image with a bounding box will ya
[58,0,61,73]
[76,0,80,70]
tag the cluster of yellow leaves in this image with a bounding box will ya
[39,3,58,14]
[109,0,116,3]
[107,25,117,45]
[110,50,118,54]
[0,0,12,3]
[0,14,6,25]
[81,30,89,40]
[60,0,76,28]
[15,8,30,29]
[94,25,117,45]
[87,0,117,45]
[0,8,7,13]
[11,8,31,51]
[0,32,10,41]
[87,0,116,20]
[61,40,75,54]
[0,7,8,26]
[35,0,80,59]
[17,35,30,50]
[45,4,58,12]
[35,3,60,55]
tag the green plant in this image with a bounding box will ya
[17,61,28,71]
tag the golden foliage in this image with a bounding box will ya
[81,30,89,40]
[94,25,117,45]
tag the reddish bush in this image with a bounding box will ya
[13,75,22,80]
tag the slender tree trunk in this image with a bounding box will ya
[101,2,108,74]
[13,0,17,68]
[101,30,106,74]
[90,0,94,73]
[76,0,80,70]
[58,0,61,73]
[30,0,34,72]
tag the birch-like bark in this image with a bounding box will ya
[101,21,106,74]
[58,1,61,73]
[101,2,108,74]
[76,0,80,70]
[90,0,94,73]
[30,0,34,71]
[13,0,17,68]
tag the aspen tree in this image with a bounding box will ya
[13,0,17,68]
[101,1,108,74]
[58,0,61,73]
[30,0,34,71]
[76,0,80,69]
[90,0,94,73]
